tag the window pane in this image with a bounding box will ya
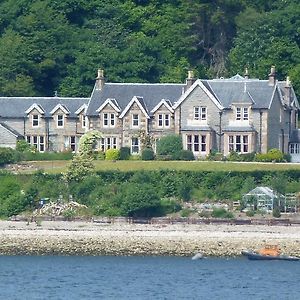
[194,107,200,120]
[201,107,207,120]
[111,114,115,126]
[103,113,108,126]
[165,114,170,127]
[158,114,163,127]
[194,135,199,152]
[201,135,206,152]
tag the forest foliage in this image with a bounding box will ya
[0,0,300,97]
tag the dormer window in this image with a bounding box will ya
[110,113,115,126]
[32,115,39,127]
[194,107,207,120]
[132,114,139,127]
[236,107,249,121]
[82,115,86,128]
[57,115,64,127]
[158,114,170,128]
[103,113,116,128]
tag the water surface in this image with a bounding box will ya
[0,256,299,299]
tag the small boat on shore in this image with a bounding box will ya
[242,245,300,261]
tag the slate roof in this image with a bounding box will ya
[202,79,277,109]
[0,97,89,118]
[86,83,185,117]
[0,122,23,137]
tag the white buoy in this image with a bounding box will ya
[192,253,203,260]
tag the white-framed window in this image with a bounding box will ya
[57,114,64,127]
[99,137,118,151]
[290,143,300,154]
[32,115,39,127]
[158,114,171,128]
[131,137,140,154]
[64,136,77,152]
[243,107,249,120]
[26,135,45,152]
[236,107,249,121]
[194,107,207,120]
[103,113,109,127]
[110,113,115,126]
[132,114,139,127]
[236,108,241,120]
[186,134,207,152]
[103,113,115,128]
[228,135,249,153]
[82,115,86,128]
[39,136,45,152]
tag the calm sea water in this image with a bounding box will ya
[0,256,299,300]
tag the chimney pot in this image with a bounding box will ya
[96,69,105,90]
[188,70,194,79]
[268,65,276,86]
[244,67,249,79]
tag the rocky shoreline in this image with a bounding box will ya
[0,221,300,257]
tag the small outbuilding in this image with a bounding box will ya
[242,187,284,212]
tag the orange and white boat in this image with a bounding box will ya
[242,245,300,261]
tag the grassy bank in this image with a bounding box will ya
[23,160,300,174]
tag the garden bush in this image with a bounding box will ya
[141,148,155,160]
[255,148,284,162]
[119,147,131,160]
[156,134,183,159]
[211,208,234,219]
[178,150,195,161]
[0,147,18,166]
[21,151,73,161]
[105,149,120,160]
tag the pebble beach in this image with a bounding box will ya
[1,221,300,257]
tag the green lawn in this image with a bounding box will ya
[26,160,300,173]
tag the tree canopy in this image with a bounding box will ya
[0,0,299,97]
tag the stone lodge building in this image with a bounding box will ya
[0,67,300,162]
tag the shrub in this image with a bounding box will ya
[178,150,195,161]
[16,140,32,152]
[206,150,224,161]
[96,151,106,160]
[141,148,155,160]
[0,148,18,166]
[160,198,182,215]
[119,147,131,160]
[211,208,234,219]
[156,134,183,159]
[272,207,281,218]
[246,209,255,217]
[255,149,284,162]
[105,149,120,160]
[180,208,192,217]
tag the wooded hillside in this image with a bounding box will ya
[0,0,299,97]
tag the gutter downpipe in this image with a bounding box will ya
[259,110,263,153]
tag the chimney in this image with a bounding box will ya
[285,76,292,106]
[268,65,276,86]
[186,70,196,90]
[244,68,249,80]
[96,69,105,90]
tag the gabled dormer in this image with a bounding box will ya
[75,103,88,129]
[50,104,70,128]
[229,85,254,126]
[151,99,174,129]
[96,98,121,129]
[119,96,150,130]
[25,103,45,128]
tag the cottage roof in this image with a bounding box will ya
[0,122,23,137]
[86,83,185,117]
[203,79,276,109]
[0,97,89,118]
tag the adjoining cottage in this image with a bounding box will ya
[0,67,299,161]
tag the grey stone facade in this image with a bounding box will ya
[0,68,299,161]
